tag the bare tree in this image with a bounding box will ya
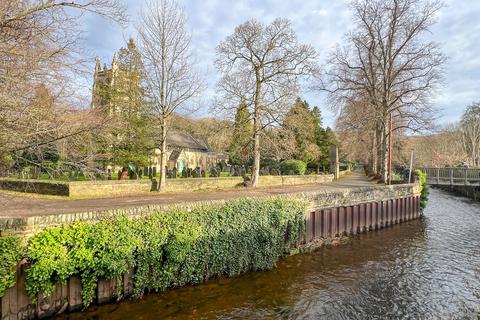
[215,18,318,187]
[136,0,204,191]
[321,0,446,182]
[461,102,480,167]
[0,0,127,176]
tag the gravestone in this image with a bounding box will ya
[120,168,129,180]
[182,167,188,178]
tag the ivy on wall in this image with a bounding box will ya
[7,197,306,307]
[0,236,22,297]
[414,169,429,209]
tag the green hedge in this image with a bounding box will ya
[414,169,429,209]
[280,160,307,175]
[19,197,306,307]
[0,236,22,297]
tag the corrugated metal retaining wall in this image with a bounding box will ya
[306,196,421,241]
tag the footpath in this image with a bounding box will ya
[0,171,376,217]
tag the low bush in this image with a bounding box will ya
[280,160,307,175]
[260,159,281,171]
[414,169,429,209]
[22,197,307,307]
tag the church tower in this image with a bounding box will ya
[90,39,144,116]
[90,54,120,114]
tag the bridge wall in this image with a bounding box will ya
[436,185,480,201]
[0,183,421,320]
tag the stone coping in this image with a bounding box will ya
[0,174,332,185]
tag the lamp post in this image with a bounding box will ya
[388,112,393,185]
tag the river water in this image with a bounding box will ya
[59,188,480,319]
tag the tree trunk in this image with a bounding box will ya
[251,72,262,188]
[381,124,388,184]
[251,128,260,187]
[372,129,377,174]
[158,115,167,191]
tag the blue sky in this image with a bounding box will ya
[83,0,480,128]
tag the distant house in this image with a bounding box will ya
[150,131,227,172]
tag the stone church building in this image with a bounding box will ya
[91,48,226,174]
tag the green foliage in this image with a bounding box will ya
[280,98,337,170]
[0,237,23,297]
[314,127,337,169]
[282,98,320,163]
[415,169,429,209]
[280,160,307,175]
[23,198,306,307]
[25,217,139,305]
[229,101,253,165]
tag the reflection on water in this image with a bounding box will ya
[58,188,480,319]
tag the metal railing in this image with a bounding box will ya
[421,167,480,186]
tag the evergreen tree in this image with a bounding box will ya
[316,127,337,172]
[281,98,337,173]
[228,101,253,165]
[282,98,320,163]
[99,39,154,176]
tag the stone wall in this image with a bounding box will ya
[68,179,153,198]
[0,174,335,199]
[0,179,69,196]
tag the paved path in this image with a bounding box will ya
[0,171,377,217]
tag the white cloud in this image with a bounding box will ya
[83,0,480,127]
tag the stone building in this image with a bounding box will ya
[149,131,228,172]
[92,48,226,174]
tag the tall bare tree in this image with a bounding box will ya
[215,18,318,187]
[0,0,126,176]
[136,0,204,191]
[321,0,446,182]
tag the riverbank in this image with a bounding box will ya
[55,188,479,320]
[0,173,422,320]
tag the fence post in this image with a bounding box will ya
[450,169,453,185]
[465,169,468,185]
[436,168,440,185]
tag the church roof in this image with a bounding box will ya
[166,131,210,152]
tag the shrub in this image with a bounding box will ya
[414,169,429,209]
[0,236,22,297]
[22,198,306,307]
[280,160,307,175]
[260,159,281,171]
